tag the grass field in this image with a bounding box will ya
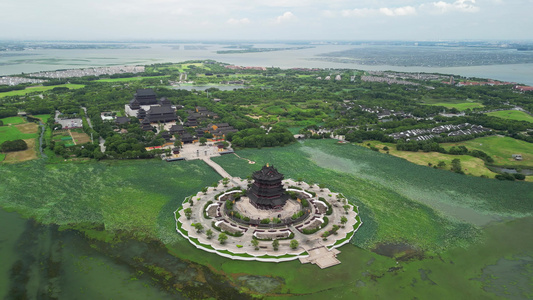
[0,116,25,125]
[363,141,500,179]
[420,96,484,110]
[427,102,484,110]
[3,139,37,163]
[1,140,532,298]
[0,84,85,97]
[31,114,51,123]
[0,118,39,163]
[0,123,38,144]
[70,130,91,144]
[442,136,533,168]
[95,75,170,83]
[486,110,533,122]
[16,122,38,134]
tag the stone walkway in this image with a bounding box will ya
[299,246,341,269]
[201,157,232,179]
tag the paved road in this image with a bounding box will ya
[38,121,47,158]
[82,106,106,152]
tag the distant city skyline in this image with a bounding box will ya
[1,0,531,41]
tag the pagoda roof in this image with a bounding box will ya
[252,165,284,182]
[169,124,185,132]
[115,116,130,125]
[136,88,156,97]
[146,106,175,115]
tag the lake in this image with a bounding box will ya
[1,43,533,85]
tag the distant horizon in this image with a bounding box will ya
[2,39,533,44]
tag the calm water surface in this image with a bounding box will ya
[0,208,177,299]
[1,43,533,85]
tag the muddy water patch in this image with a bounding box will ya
[301,145,503,226]
[475,255,533,300]
[373,242,424,261]
[237,275,284,294]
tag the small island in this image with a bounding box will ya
[175,164,362,268]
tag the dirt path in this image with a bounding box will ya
[68,130,77,145]
[233,153,255,164]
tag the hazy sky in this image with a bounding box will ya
[1,0,531,41]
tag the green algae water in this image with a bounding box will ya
[0,208,176,299]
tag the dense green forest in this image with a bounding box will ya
[1,60,532,162]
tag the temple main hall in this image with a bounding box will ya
[247,164,289,209]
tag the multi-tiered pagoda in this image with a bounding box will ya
[247,164,288,209]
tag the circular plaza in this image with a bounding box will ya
[174,165,362,268]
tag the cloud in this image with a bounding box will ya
[227,18,251,25]
[341,1,478,18]
[275,11,296,23]
[423,0,480,14]
[341,6,416,17]
[341,8,374,17]
[322,10,337,18]
[379,6,416,16]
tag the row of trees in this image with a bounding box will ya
[227,126,295,148]
[395,141,494,163]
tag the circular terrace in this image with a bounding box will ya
[174,177,362,268]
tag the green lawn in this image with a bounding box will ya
[0,124,38,144]
[0,84,85,97]
[95,75,170,83]
[0,153,5,162]
[427,102,484,110]
[0,116,25,125]
[420,96,484,110]
[363,141,499,179]
[442,136,533,168]
[486,110,533,122]
[31,114,51,123]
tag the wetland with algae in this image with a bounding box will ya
[1,139,532,298]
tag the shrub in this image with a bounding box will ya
[1,139,28,152]
[291,211,304,220]
[203,200,213,219]
[184,208,192,219]
[272,239,279,251]
[290,239,299,249]
[260,218,270,224]
[302,216,329,234]
[513,173,526,181]
[225,199,233,210]
[495,173,516,181]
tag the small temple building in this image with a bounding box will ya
[247,164,289,209]
[129,88,158,109]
